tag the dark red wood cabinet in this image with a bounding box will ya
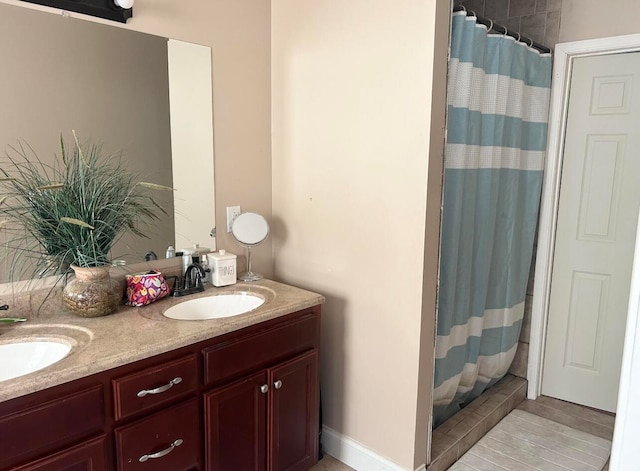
[11,435,107,471]
[205,371,268,471]
[204,350,318,471]
[0,306,321,471]
[268,351,318,471]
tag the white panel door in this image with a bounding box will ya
[542,52,640,412]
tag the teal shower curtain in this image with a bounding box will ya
[433,11,552,426]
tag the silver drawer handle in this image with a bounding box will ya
[139,439,183,462]
[260,384,269,394]
[137,377,182,398]
[274,380,283,390]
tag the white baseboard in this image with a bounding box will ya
[321,426,426,471]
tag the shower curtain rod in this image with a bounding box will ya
[453,5,552,54]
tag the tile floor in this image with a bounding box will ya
[312,388,615,471]
[450,409,611,470]
[309,454,355,471]
[429,375,528,471]
[517,395,615,441]
[517,396,614,471]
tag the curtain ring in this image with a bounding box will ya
[516,32,521,41]
[528,37,534,47]
[488,19,493,32]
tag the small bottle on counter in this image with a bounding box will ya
[201,257,211,284]
[181,248,195,273]
[165,245,175,258]
[178,245,212,274]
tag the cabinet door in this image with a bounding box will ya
[12,435,107,471]
[269,350,319,471]
[204,371,268,471]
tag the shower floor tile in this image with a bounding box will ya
[429,375,527,470]
[449,409,611,471]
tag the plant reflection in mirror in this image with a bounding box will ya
[0,131,173,283]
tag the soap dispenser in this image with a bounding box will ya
[208,250,237,287]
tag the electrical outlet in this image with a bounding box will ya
[226,206,241,232]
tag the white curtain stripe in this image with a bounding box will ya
[448,59,551,123]
[445,144,546,171]
[433,343,519,406]
[435,302,525,359]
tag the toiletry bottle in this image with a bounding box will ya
[201,257,210,284]
[166,245,175,258]
[181,248,195,273]
[192,244,211,259]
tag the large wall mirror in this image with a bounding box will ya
[0,2,215,283]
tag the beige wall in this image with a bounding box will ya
[560,0,640,42]
[272,1,447,468]
[418,0,450,463]
[0,0,273,278]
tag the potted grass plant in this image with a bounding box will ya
[0,131,171,317]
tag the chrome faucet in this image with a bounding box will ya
[0,304,27,323]
[171,263,206,297]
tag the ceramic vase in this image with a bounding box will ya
[62,265,121,317]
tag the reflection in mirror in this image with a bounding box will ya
[167,39,216,253]
[231,212,269,282]
[0,2,215,283]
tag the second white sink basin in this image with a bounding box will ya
[0,341,72,382]
[163,293,265,320]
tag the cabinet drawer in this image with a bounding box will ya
[0,385,104,469]
[203,311,319,386]
[115,398,200,471]
[112,354,198,421]
[12,434,107,471]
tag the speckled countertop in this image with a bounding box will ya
[0,279,324,403]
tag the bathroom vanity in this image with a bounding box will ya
[0,280,323,471]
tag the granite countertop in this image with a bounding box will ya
[0,279,324,403]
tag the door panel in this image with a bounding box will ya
[542,52,640,412]
[269,350,319,471]
[577,135,625,242]
[204,371,268,471]
[564,271,609,370]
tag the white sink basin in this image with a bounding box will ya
[0,341,72,382]
[163,293,265,320]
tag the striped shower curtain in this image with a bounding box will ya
[433,11,552,427]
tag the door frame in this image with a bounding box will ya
[528,33,640,470]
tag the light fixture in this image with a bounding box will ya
[18,0,133,23]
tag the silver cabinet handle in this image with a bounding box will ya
[274,380,283,389]
[260,384,269,394]
[139,439,183,462]
[137,377,182,397]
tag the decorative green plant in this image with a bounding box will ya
[0,131,172,280]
